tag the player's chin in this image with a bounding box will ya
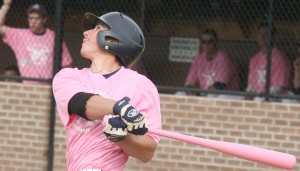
[80,49,90,59]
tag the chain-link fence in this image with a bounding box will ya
[1,0,300,101]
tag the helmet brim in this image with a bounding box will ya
[82,13,107,31]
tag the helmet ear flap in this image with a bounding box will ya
[96,31,127,65]
[96,31,106,50]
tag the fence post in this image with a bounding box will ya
[264,0,274,101]
[48,0,65,171]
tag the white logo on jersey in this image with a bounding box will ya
[203,70,216,88]
[22,43,50,66]
[257,65,266,85]
[72,117,100,133]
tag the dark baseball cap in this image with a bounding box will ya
[27,3,47,16]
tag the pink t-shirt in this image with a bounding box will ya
[52,67,161,171]
[3,27,73,85]
[247,48,292,93]
[186,49,240,90]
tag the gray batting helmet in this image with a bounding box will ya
[82,12,145,67]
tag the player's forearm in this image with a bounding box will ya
[0,3,10,28]
[85,95,115,120]
[116,134,157,162]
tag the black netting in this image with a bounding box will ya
[1,0,300,101]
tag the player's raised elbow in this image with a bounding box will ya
[132,144,156,163]
[139,150,155,163]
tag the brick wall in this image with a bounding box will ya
[0,82,299,171]
[0,82,51,171]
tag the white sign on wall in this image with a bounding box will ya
[169,37,200,63]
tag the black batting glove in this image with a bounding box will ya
[103,114,128,142]
[113,97,148,135]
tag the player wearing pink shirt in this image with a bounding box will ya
[246,24,292,96]
[247,48,292,94]
[185,29,240,94]
[292,40,300,94]
[53,11,161,171]
[0,0,73,85]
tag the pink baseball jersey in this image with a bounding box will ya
[52,67,161,171]
[247,48,292,93]
[186,49,240,90]
[3,27,73,85]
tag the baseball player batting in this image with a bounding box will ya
[52,11,162,171]
[52,10,296,171]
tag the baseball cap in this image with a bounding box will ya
[27,3,47,16]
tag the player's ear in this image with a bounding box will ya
[105,36,118,44]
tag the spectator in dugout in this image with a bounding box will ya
[280,39,300,104]
[292,39,300,94]
[245,23,292,102]
[0,0,73,85]
[184,28,240,96]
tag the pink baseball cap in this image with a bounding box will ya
[27,3,47,16]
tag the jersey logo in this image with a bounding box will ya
[72,117,100,133]
[22,43,50,66]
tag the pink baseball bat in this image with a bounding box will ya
[148,128,296,170]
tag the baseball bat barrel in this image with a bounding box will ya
[148,128,296,170]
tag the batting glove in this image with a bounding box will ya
[103,114,128,142]
[113,97,148,135]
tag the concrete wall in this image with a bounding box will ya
[0,82,299,171]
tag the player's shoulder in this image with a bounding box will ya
[217,49,231,58]
[124,67,150,80]
[57,67,78,73]
[272,47,282,52]
[197,52,206,59]
[191,52,205,63]
[271,47,287,57]
[53,68,89,85]
[55,67,86,78]
[5,27,28,34]
[123,67,156,88]
[45,28,55,34]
